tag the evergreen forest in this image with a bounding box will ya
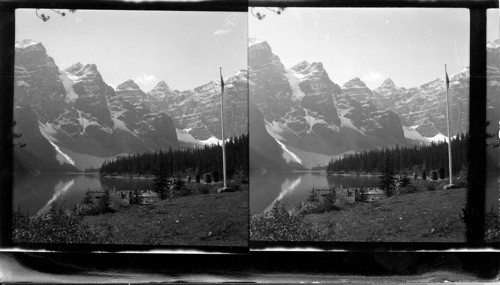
[100,134,249,178]
[326,133,468,175]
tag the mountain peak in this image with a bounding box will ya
[381,78,396,88]
[248,38,272,52]
[15,39,40,49]
[487,39,500,49]
[343,77,367,88]
[116,79,141,91]
[249,38,266,46]
[291,61,325,75]
[155,80,169,89]
[65,62,84,74]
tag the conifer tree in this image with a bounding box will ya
[99,189,112,212]
[213,170,220,183]
[307,187,320,203]
[82,189,93,205]
[173,177,185,191]
[380,157,396,197]
[154,163,170,200]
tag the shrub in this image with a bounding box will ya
[322,187,341,211]
[129,189,142,205]
[430,170,438,181]
[13,201,114,244]
[173,177,186,191]
[195,173,201,183]
[355,187,369,202]
[296,201,324,215]
[485,218,500,243]
[398,173,411,188]
[249,200,331,241]
[307,188,320,203]
[212,170,220,183]
[204,173,212,184]
[439,167,446,179]
[99,189,113,213]
[82,189,93,205]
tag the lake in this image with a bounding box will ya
[13,173,155,215]
[250,172,380,214]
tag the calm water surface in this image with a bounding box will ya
[14,174,155,215]
[250,172,380,214]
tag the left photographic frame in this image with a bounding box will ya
[5,5,249,252]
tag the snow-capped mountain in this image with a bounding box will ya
[145,70,248,143]
[371,68,470,139]
[249,39,407,169]
[13,40,180,172]
[14,39,248,172]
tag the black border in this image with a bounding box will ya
[0,0,498,254]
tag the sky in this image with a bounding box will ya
[16,9,247,91]
[488,9,500,42]
[249,8,470,89]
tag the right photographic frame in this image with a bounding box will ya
[249,7,478,245]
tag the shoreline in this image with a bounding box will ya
[327,172,383,177]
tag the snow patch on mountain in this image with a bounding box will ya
[200,135,223,146]
[249,37,265,46]
[265,120,286,141]
[16,80,30,88]
[176,128,203,146]
[38,121,59,142]
[48,140,76,166]
[339,114,364,135]
[274,138,302,164]
[76,110,92,133]
[303,108,328,133]
[487,39,500,49]
[15,39,39,49]
[59,72,80,102]
[403,126,430,142]
[285,69,306,101]
[428,133,448,142]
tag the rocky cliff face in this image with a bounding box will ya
[144,71,248,142]
[249,39,407,169]
[371,69,470,139]
[13,40,179,171]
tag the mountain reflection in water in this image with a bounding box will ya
[250,172,379,214]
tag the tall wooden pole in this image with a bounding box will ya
[220,67,227,189]
[445,64,453,185]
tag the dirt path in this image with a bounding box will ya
[305,188,466,242]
